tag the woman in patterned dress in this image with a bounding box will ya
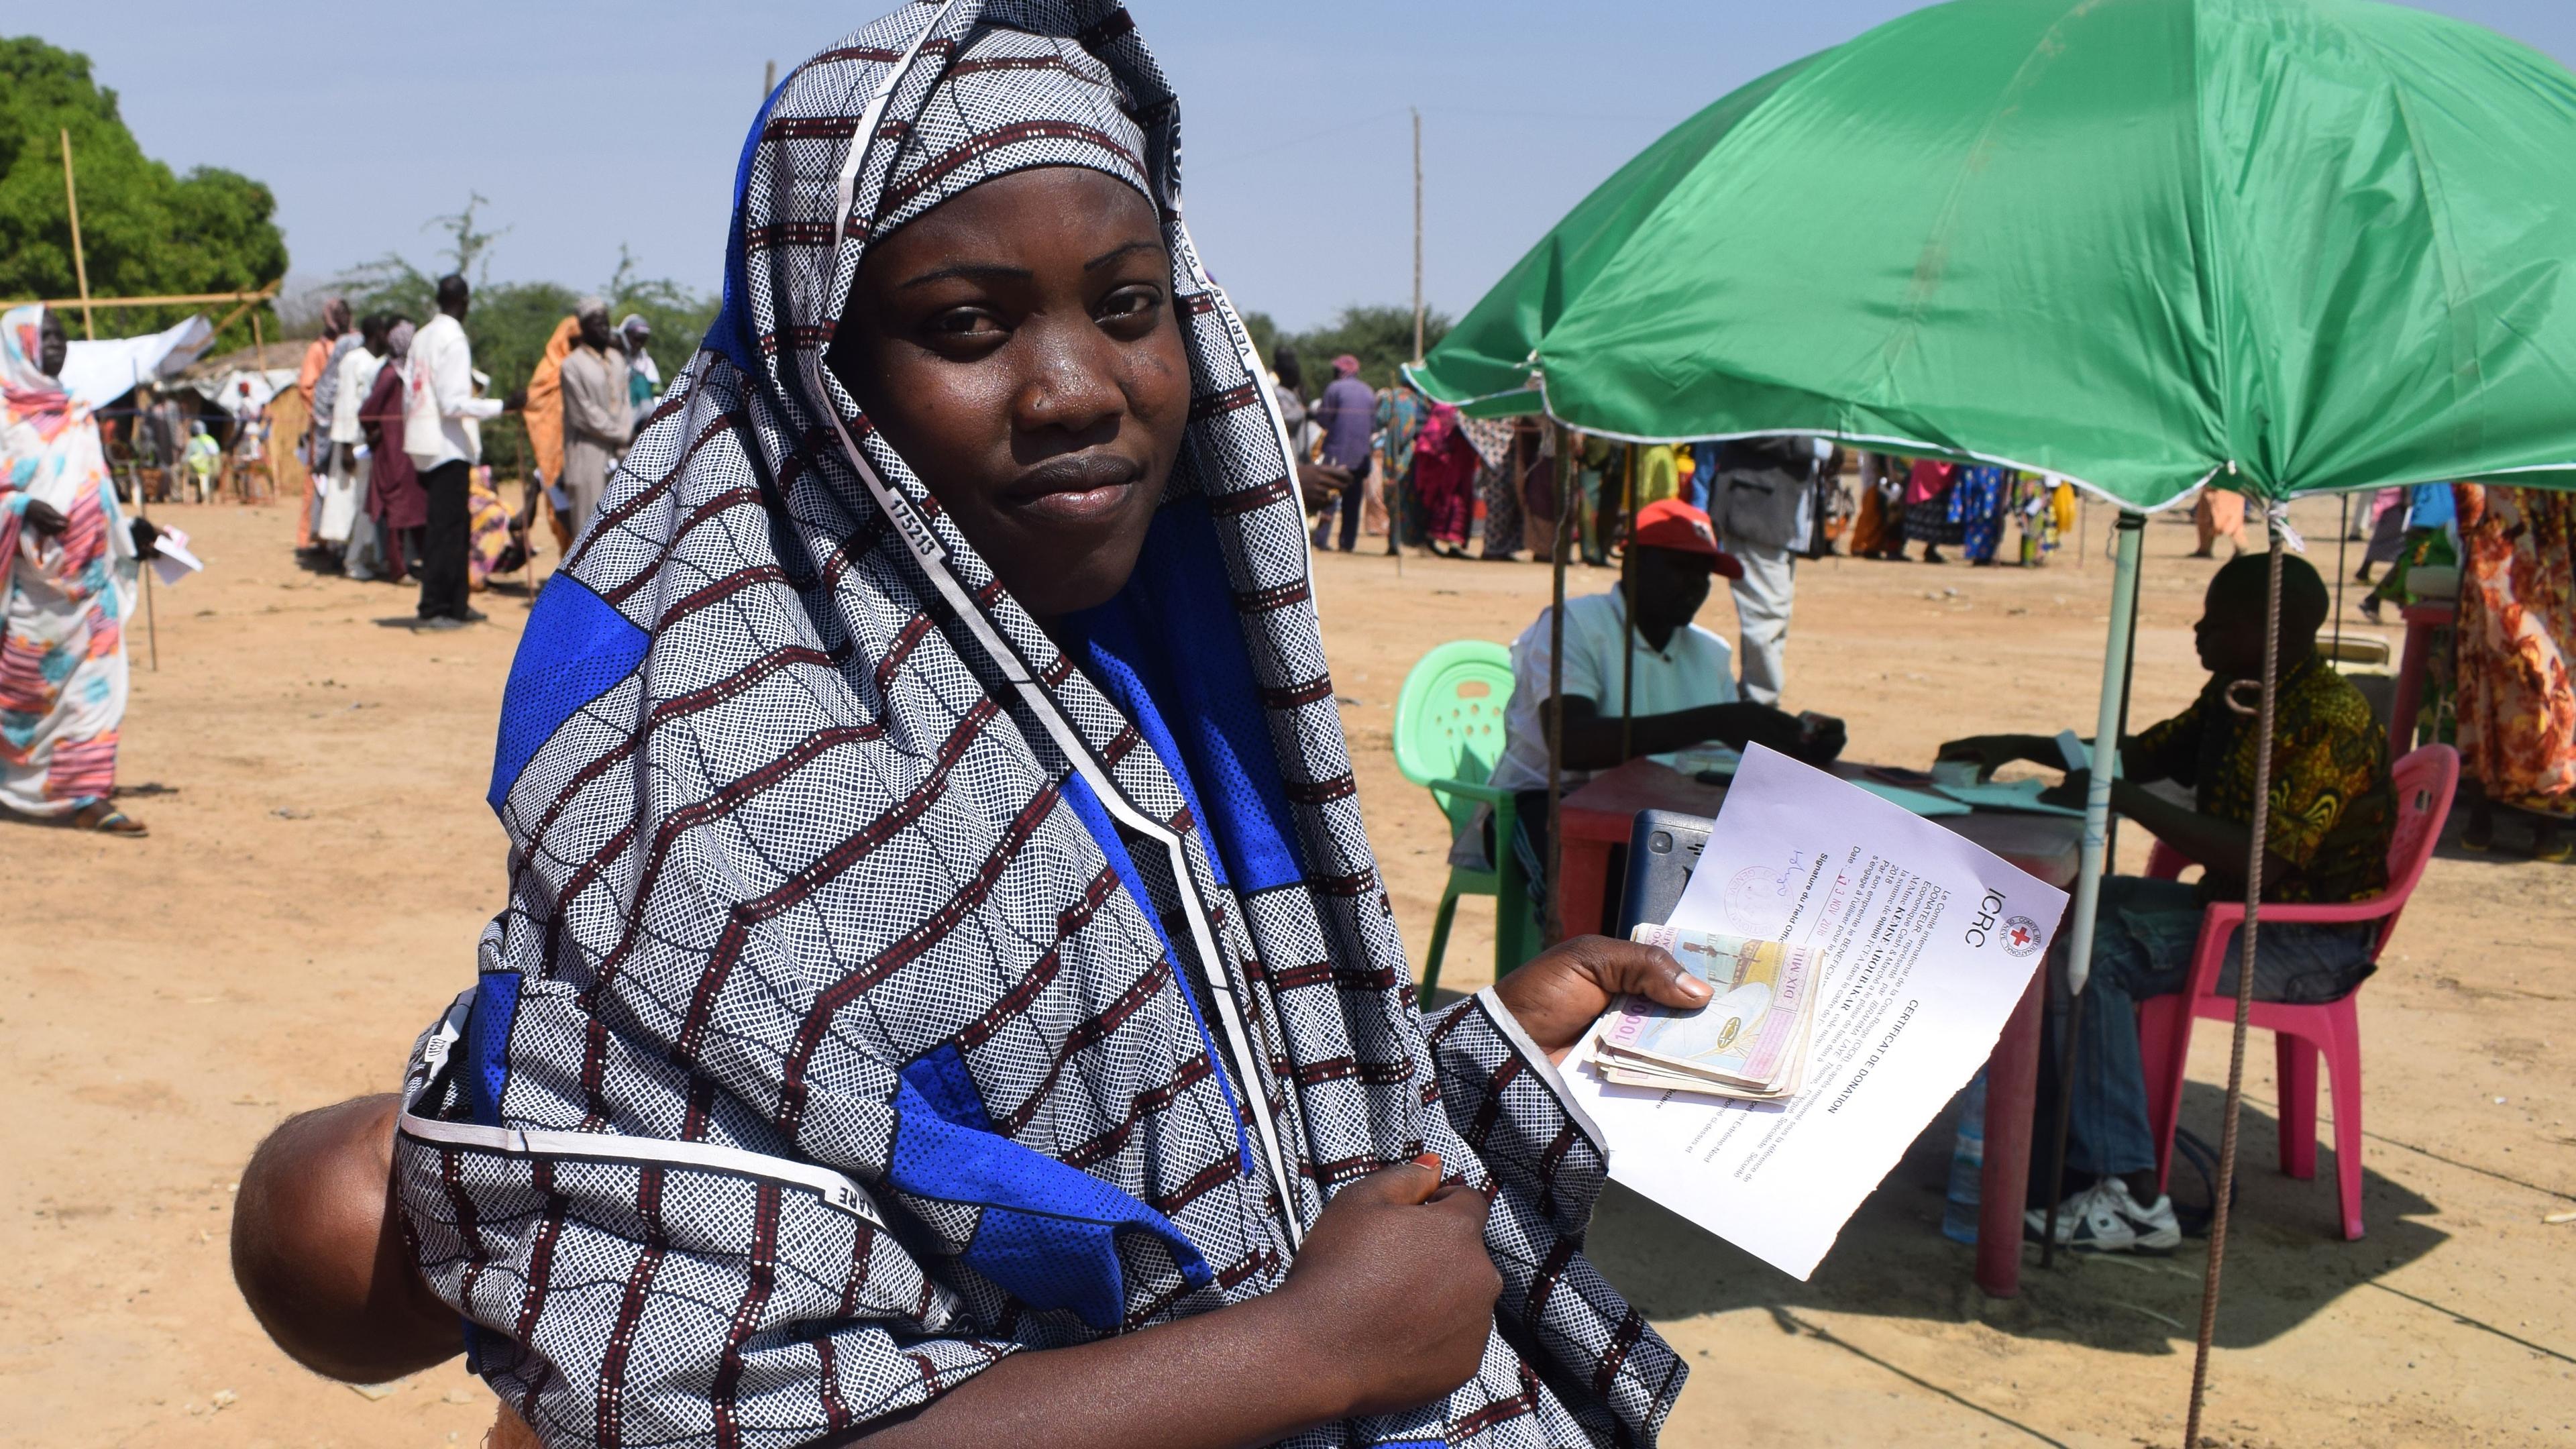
[1953,464,2012,565]
[2453,482,2576,860]
[0,305,149,836]
[229,11,1709,1448]
[1903,458,1961,561]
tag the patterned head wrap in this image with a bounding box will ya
[1,305,67,415]
[393,6,1678,1446]
[385,319,416,359]
[873,23,1148,237]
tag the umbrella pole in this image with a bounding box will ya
[2186,507,2288,1449]
[2039,508,2143,1261]
[1619,445,1638,761]
[1545,420,1574,945]
[2107,525,2147,876]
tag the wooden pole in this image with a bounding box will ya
[0,288,281,311]
[1411,107,1425,365]
[59,129,95,340]
[205,282,286,341]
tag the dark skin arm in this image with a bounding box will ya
[1546,694,1845,772]
[853,936,1707,1449]
[22,499,160,556]
[851,1161,1492,1449]
[1940,734,2292,896]
[2042,769,2292,899]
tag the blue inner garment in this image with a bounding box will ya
[1060,498,1309,896]
[486,574,650,813]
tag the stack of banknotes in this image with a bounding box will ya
[1591,922,1820,1102]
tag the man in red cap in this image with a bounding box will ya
[1309,353,1379,551]
[1487,498,1847,912]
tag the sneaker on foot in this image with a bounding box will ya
[2025,1181,2144,1253]
[2106,1179,2182,1253]
[417,614,467,632]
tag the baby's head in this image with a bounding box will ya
[229,1095,460,1383]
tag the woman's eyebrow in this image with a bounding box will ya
[1083,239,1163,272]
[898,262,1032,290]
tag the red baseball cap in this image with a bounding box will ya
[1631,498,1744,578]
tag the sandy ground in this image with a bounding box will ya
[2,495,2569,1448]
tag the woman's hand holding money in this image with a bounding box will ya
[1491,935,1713,1064]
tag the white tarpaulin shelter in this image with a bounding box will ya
[60,314,215,410]
[193,366,299,415]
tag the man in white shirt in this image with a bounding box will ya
[403,275,524,628]
[1490,498,1845,908]
[326,315,390,578]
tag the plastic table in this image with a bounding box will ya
[1552,757,2086,1299]
[2388,600,2456,751]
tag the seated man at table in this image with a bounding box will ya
[1488,497,1846,912]
[1941,552,2395,1254]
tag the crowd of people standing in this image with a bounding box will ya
[1274,361,2573,855]
[284,284,657,627]
[1273,362,2080,707]
[0,277,670,841]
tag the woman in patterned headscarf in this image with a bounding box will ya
[231,8,1703,1446]
[0,305,151,835]
[360,319,427,582]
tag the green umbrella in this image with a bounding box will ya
[1409,6,2576,1440]
[1411,0,2576,507]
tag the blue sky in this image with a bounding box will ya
[32,1,2576,330]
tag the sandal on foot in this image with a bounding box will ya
[74,801,147,837]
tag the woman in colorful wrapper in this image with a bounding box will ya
[0,305,152,837]
[2453,482,2576,861]
[226,9,1711,1447]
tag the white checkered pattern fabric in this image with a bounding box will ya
[392,5,1682,1444]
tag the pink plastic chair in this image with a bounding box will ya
[2136,744,2459,1240]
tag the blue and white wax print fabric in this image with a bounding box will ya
[391,5,1682,1445]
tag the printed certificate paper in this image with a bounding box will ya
[1564,745,2069,1279]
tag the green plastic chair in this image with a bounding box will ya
[1393,640,1536,1000]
